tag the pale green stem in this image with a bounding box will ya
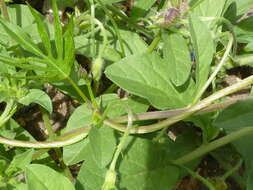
[221,159,243,180]
[174,127,253,165]
[111,96,250,123]
[0,126,90,148]
[193,34,233,103]
[102,109,133,190]
[102,73,253,134]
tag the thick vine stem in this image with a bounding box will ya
[0,126,90,148]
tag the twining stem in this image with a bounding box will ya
[0,72,253,148]
[193,34,233,103]
[111,96,250,123]
[221,159,242,180]
[174,127,253,165]
[0,126,90,148]
[0,0,9,21]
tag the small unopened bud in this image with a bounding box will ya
[91,57,104,81]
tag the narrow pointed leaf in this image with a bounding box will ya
[28,4,52,57]
[0,17,43,57]
[52,0,63,59]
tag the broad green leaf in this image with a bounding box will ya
[192,0,227,19]
[18,89,53,114]
[189,16,214,93]
[28,4,52,57]
[63,138,89,166]
[116,29,148,55]
[76,144,106,190]
[77,130,200,190]
[89,126,117,168]
[105,53,195,109]
[0,17,43,57]
[162,32,192,86]
[131,0,156,19]
[26,164,75,190]
[5,149,34,176]
[65,103,92,132]
[118,137,180,190]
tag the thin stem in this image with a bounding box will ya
[174,127,253,165]
[96,0,125,57]
[221,159,243,180]
[89,0,96,57]
[179,165,216,190]
[193,34,233,103]
[102,108,133,190]
[146,31,162,53]
[111,96,250,123]
[0,126,90,148]
[0,0,9,21]
[105,4,153,39]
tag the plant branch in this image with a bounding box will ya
[174,127,253,165]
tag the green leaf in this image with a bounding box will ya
[130,0,156,19]
[105,53,195,109]
[0,17,43,57]
[192,0,227,20]
[189,16,214,93]
[26,164,75,190]
[52,0,63,59]
[14,183,28,190]
[63,138,89,166]
[18,89,53,114]
[5,149,34,176]
[162,32,192,86]
[28,4,52,57]
[89,126,117,168]
[116,29,148,56]
[65,103,92,132]
[76,143,106,190]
